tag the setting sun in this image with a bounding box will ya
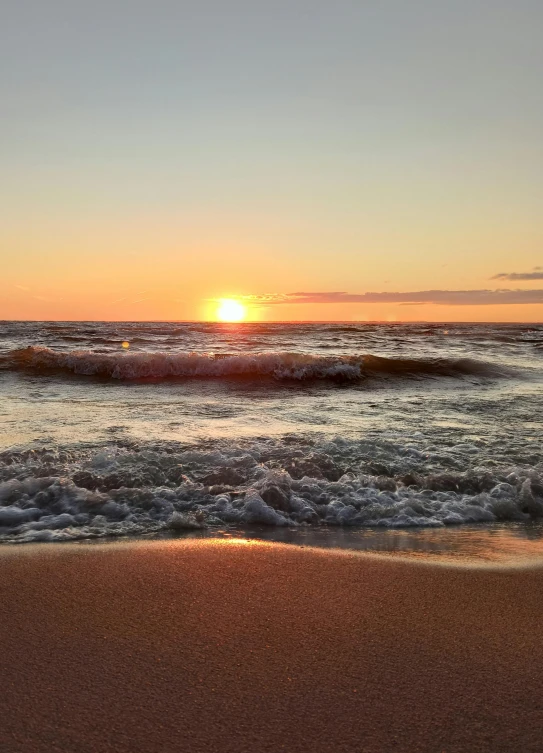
[216,298,246,322]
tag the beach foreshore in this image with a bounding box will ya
[1,539,542,753]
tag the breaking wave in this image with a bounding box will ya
[1,347,513,382]
[1,436,542,543]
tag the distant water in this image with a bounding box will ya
[1,321,543,550]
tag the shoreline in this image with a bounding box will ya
[2,521,543,568]
[2,539,543,752]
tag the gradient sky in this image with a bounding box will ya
[2,1,543,321]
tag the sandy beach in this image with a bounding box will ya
[1,539,542,753]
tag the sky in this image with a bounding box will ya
[2,0,543,322]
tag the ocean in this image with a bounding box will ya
[1,320,543,557]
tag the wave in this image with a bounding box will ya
[0,436,542,543]
[0,347,513,382]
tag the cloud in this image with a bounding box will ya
[491,267,543,281]
[243,290,543,306]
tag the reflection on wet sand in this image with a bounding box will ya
[169,523,543,565]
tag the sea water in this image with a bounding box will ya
[1,321,543,560]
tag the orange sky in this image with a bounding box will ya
[3,213,542,321]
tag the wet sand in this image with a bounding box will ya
[1,539,542,753]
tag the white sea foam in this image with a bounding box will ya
[1,437,542,542]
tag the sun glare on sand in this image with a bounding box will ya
[216,298,247,322]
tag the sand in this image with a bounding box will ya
[1,539,542,753]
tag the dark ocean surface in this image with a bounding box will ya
[1,321,543,557]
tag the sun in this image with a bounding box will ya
[216,298,247,322]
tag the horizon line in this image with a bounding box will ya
[2,318,543,325]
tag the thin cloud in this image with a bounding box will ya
[491,267,543,281]
[242,290,543,306]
